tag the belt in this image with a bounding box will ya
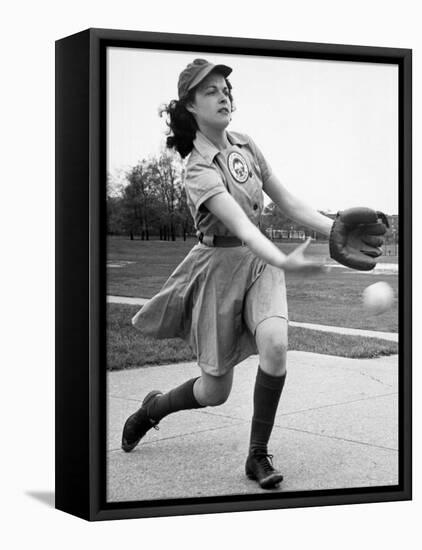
[198,233,244,247]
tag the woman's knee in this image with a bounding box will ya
[194,371,233,407]
[255,318,288,374]
[264,336,288,363]
[204,391,230,407]
[258,328,288,362]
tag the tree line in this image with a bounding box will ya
[259,201,335,240]
[107,150,195,241]
[107,149,326,242]
[108,151,397,244]
[260,203,398,243]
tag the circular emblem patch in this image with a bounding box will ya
[227,151,249,184]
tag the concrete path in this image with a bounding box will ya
[107,295,398,342]
[107,351,398,503]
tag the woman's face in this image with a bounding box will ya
[186,72,232,132]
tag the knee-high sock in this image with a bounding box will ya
[146,377,205,422]
[249,367,286,455]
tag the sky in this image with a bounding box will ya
[107,47,398,214]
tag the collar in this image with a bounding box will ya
[193,130,249,165]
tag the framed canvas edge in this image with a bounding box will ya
[56,27,412,522]
[55,29,92,521]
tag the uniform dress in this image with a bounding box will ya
[132,130,288,376]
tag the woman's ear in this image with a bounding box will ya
[185,102,196,116]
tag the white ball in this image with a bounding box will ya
[362,282,394,315]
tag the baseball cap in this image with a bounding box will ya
[178,58,232,99]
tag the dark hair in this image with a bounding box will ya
[159,76,235,159]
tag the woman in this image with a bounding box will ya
[122,58,335,490]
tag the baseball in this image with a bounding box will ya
[362,282,394,315]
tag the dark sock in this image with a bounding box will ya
[146,377,205,421]
[249,367,286,455]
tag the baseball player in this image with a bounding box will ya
[122,59,388,489]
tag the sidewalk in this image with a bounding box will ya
[107,295,399,342]
[107,351,398,502]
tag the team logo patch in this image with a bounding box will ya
[227,151,249,184]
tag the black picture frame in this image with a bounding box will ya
[55,27,412,521]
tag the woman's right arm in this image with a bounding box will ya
[204,192,325,274]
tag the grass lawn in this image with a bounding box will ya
[107,304,398,370]
[107,237,398,332]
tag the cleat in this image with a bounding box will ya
[121,390,163,452]
[245,452,283,489]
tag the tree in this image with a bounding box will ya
[176,181,195,240]
[149,150,186,241]
[261,202,291,233]
[107,195,124,235]
[261,203,331,240]
[124,160,160,240]
[107,173,128,236]
[107,151,194,240]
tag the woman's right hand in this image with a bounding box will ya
[280,237,327,275]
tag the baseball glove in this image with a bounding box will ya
[329,207,389,271]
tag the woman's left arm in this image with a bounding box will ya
[264,173,333,238]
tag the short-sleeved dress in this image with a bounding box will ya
[132,130,288,376]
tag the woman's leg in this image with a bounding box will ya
[147,368,234,419]
[122,369,233,452]
[193,370,234,406]
[256,317,288,377]
[246,316,288,488]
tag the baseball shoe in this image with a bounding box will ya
[121,390,163,452]
[245,452,283,489]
